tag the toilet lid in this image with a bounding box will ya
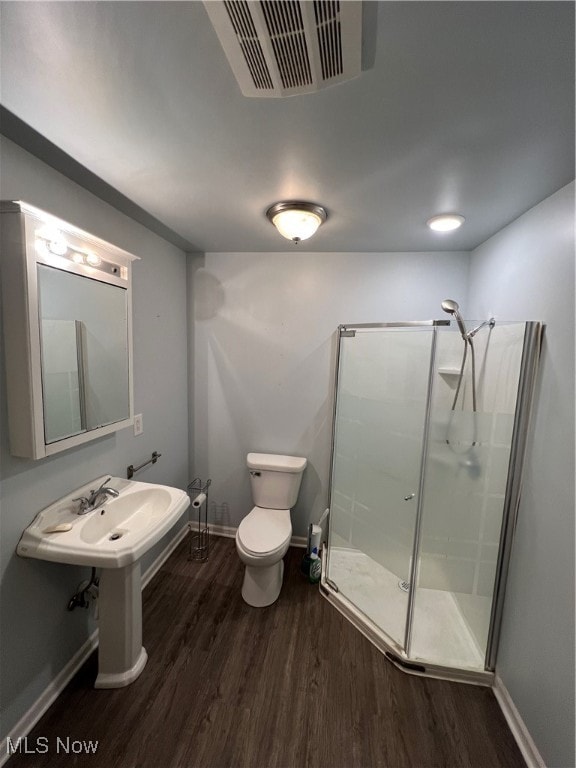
[237,507,291,555]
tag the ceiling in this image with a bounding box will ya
[1,1,574,253]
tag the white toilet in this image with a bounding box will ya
[236,452,307,607]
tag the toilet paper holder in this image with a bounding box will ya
[187,477,212,561]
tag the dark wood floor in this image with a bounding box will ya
[7,536,525,768]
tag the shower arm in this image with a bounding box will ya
[466,318,495,339]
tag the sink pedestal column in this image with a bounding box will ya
[95,562,148,688]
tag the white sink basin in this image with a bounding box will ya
[17,476,190,569]
[17,475,191,689]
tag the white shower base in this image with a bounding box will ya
[327,546,488,671]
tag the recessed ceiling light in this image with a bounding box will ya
[426,214,465,232]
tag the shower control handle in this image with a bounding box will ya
[404,493,415,501]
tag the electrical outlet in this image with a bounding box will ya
[134,413,143,436]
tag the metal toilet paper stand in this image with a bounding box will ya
[187,478,211,561]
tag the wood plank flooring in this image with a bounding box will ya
[7,536,525,768]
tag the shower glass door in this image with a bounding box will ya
[326,325,435,652]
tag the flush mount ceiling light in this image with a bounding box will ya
[266,201,327,244]
[426,214,466,232]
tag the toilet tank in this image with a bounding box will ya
[247,453,307,509]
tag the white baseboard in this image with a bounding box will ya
[208,523,236,539]
[0,521,309,764]
[493,675,546,768]
[142,522,189,589]
[8,523,540,768]
[0,630,99,767]
[209,522,306,548]
[0,522,190,767]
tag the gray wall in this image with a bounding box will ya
[191,250,469,537]
[468,181,575,768]
[2,132,572,766]
[0,138,190,740]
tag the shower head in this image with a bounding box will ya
[441,299,468,340]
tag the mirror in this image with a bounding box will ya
[38,265,129,442]
[40,317,84,442]
[0,201,138,459]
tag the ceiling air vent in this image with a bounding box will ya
[204,0,362,98]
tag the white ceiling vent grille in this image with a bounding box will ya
[204,1,362,98]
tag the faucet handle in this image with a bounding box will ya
[72,496,90,513]
[95,477,112,493]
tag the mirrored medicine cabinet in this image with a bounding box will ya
[0,201,139,459]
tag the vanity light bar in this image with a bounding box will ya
[35,230,100,265]
[34,229,128,281]
[11,201,140,273]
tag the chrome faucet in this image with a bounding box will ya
[73,477,119,515]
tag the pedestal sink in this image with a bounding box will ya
[17,476,190,688]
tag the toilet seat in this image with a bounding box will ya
[237,506,291,556]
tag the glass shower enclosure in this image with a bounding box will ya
[323,319,542,683]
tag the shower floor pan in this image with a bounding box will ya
[322,547,493,685]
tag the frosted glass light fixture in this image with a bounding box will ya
[426,214,465,232]
[266,201,327,244]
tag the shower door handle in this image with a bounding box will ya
[404,493,415,501]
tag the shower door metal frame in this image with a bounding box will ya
[324,320,457,671]
[485,321,543,669]
[403,326,438,657]
[322,318,543,686]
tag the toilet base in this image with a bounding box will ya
[241,559,284,607]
